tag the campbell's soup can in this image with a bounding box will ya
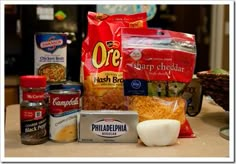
[34,33,67,83]
[62,81,83,93]
[45,82,64,107]
[49,90,80,142]
[62,81,83,109]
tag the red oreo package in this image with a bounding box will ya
[80,12,147,110]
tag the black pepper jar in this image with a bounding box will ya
[19,75,48,145]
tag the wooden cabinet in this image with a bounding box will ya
[5,5,17,15]
[5,87,19,107]
[5,76,19,107]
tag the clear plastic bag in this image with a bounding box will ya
[121,28,197,138]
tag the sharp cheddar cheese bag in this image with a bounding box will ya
[81,12,147,110]
[121,28,196,138]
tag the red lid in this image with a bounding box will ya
[20,75,46,88]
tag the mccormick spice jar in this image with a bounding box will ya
[48,90,80,142]
[20,75,48,145]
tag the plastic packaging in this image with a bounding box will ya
[121,28,197,138]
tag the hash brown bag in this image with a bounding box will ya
[80,12,147,110]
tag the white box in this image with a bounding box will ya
[78,110,138,143]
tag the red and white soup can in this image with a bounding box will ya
[48,90,80,142]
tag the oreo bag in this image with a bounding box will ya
[81,12,147,110]
[121,28,196,138]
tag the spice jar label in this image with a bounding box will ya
[20,108,46,120]
[22,92,45,101]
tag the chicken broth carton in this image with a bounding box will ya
[34,33,67,83]
[78,110,138,143]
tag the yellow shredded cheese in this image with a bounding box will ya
[128,96,186,123]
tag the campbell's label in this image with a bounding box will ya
[52,97,79,108]
[91,119,128,138]
[49,90,80,116]
[34,33,67,83]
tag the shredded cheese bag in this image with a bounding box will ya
[121,28,196,138]
[81,12,147,110]
[128,96,186,123]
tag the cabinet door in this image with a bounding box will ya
[5,87,19,107]
[171,5,211,72]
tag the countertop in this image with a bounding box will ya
[4,97,230,162]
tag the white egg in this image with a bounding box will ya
[137,119,181,146]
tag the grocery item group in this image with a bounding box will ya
[19,11,197,147]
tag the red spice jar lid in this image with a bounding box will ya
[20,75,47,88]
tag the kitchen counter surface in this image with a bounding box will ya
[4,97,230,161]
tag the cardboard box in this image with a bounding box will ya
[78,110,138,143]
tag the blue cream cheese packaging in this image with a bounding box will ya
[78,110,138,143]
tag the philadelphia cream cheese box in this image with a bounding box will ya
[78,110,138,143]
